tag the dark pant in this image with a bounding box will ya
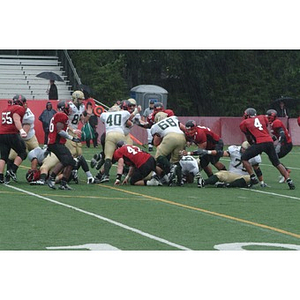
[130,156,156,185]
[47,143,75,167]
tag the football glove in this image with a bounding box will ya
[72,137,81,143]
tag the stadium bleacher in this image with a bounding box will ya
[0,54,72,100]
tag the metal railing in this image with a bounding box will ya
[57,50,81,90]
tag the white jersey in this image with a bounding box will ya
[228,145,262,175]
[67,102,85,130]
[150,116,184,138]
[100,110,131,134]
[180,155,199,176]
[22,108,35,140]
[27,147,47,165]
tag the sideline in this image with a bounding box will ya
[3,184,191,251]
[102,185,300,240]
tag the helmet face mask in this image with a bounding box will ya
[12,94,26,106]
[57,100,70,115]
[266,109,277,123]
[120,100,130,111]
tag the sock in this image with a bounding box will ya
[103,159,112,176]
[204,175,219,185]
[227,178,247,187]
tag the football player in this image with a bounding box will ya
[184,120,227,178]
[64,90,97,184]
[0,94,27,183]
[5,97,39,183]
[266,109,293,183]
[112,141,161,186]
[240,107,295,190]
[97,102,132,183]
[26,146,60,185]
[195,141,267,188]
[178,155,201,185]
[46,100,81,190]
[150,112,186,186]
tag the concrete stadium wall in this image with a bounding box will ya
[1,99,300,146]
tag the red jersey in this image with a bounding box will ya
[48,112,69,144]
[240,115,273,144]
[297,116,300,126]
[185,125,221,150]
[113,145,151,168]
[0,105,26,134]
[270,119,292,144]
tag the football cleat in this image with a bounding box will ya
[90,153,101,168]
[4,173,10,184]
[93,177,101,184]
[197,176,205,188]
[167,164,177,186]
[87,177,97,184]
[250,176,259,185]
[100,175,110,183]
[90,158,97,169]
[96,155,105,170]
[279,169,291,183]
[30,179,45,185]
[47,179,56,190]
[59,183,73,190]
[215,182,226,188]
[147,176,162,186]
[287,179,295,190]
[260,182,270,188]
[71,170,79,184]
[7,170,17,182]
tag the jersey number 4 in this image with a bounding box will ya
[254,118,263,131]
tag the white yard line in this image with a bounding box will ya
[241,187,300,201]
[4,185,192,251]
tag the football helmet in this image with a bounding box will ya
[154,102,164,113]
[26,169,41,182]
[72,90,85,105]
[266,109,277,122]
[243,108,257,119]
[185,120,197,135]
[241,141,250,150]
[154,112,168,123]
[120,100,131,111]
[12,94,26,106]
[127,98,137,106]
[116,140,125,148]
[57,100,71,115]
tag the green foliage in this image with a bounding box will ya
[69,50,300,117]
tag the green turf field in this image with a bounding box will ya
[1,145,300,251]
